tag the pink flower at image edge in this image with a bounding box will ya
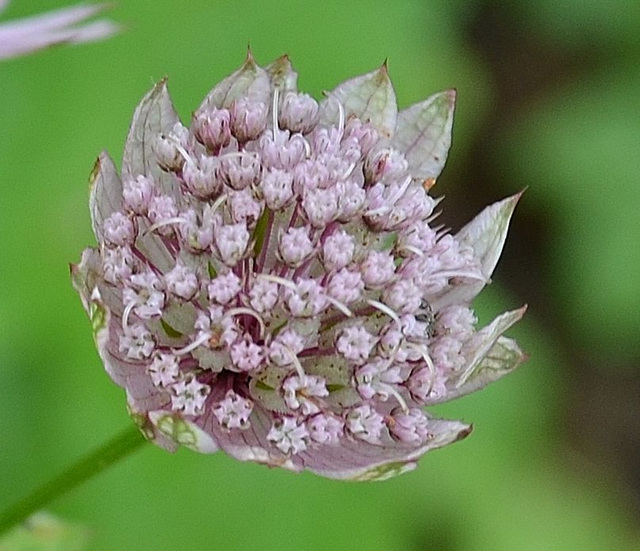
[0,1,118,60]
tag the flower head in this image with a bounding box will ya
[0,2,118,60]
[72,52,526,480]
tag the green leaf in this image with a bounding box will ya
[255,380,274,391]
[160,318,183,338]
[0,512,90,551]
[207,261,217,279]
[252,208,271,258]
[159,301,197,337]
[248,366,289,413]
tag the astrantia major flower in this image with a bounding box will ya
[72,52,526,481]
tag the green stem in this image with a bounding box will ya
[0,425,147,537]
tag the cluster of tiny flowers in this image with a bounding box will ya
[74,53,525,480]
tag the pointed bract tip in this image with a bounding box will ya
[422,177,437,191]
[508,304,528,324]
[149,76,169,94]
[244,46,257,67]
[380,58,389,74]
[88,153,104,187]
[431,89,455,108]
[507,189,525,208]
[456,424,473,442]
[270,54,293,73]
[372,61,392,87]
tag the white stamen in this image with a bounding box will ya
[393,176,413,202]
[302,136,311,158]
[283,345,306,378]
[257,273,298,290]
[210,193,228,215]
[436,269,487,283]
[272,87,280,139]
[407,343,435,397]
[218,150,256,161]
[432,224,447,236]
[121,300,136,332]
[366,299,401,329]
[378,383,409,413]
[293,133,311,157]
[175,144,194,165]
[165,133,193,166]
[365,177,414,218]
[397,244,424,257]
[364,205,391,217]
[342,162,356,179]
[225,307,266,339]
[173,332,212,356]
[325,296,353,318]
[425,211,442,224]
[145,217,187,235]
[337,100,344,136]
[382,335,402,365]
[323,92,345,138]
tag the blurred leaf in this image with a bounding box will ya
[496,66,640,364]
[516,0,640,49]
[0,513,89,551]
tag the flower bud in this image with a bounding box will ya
[230,98,268,143]
[279,91,319,134]
[153,123,189,172]
[192,107,231,153]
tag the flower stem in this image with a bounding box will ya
[0,425,147,537]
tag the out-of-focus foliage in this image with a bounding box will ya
[0,513,89,551]
[0,1,638,550]
[497,60,640,366]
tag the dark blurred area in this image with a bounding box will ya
[458,0,640,514]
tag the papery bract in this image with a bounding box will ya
[72,52,526,481]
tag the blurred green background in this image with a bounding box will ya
[1,1,639,549]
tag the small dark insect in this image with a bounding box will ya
[415,298,436,338]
